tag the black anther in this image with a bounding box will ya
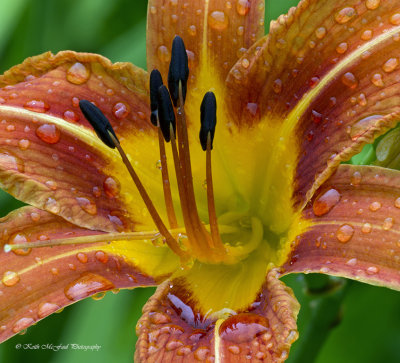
[157,85,176,142]
[199,92,217,151]
[150,69,163,126]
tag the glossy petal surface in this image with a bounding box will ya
[285,164,400,290]
[135,269,299,362]
[0,206,179,342]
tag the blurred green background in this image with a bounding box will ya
[0,0,399,362]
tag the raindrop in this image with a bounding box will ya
[334,7,356,24]
[341,72,358,89]
[315,27,326,39]
[313,189,341,216]
[6,124,15,132]
[366,266,379,275]
[336,42,348,54]
[8,233,31,256]
[76,252,88,264]
[103,176,120,198]
[241,58,250,68]
[92,186,101,197]
[237,26,244,36]
[63,110,79,122]
[273,79,282,94]
[336,224,354,243]
[188,25,197,36]
[30,212,40,222]
[38,302,60,318]
[383,217,394,230]
[395,197,400,208]
[50,267,59,275]
[351,171,362,185]
[311,109,322,123]
[112,102,130,119]
[150,6,156,14]
[2,271,20,286]
[390,13,400,25]
[365,0,380,10]
[371,73,384,87]
[208,11,229,30]
[23,100,50,113]
[44,197,61,214]
[64,272,114,300]
[12,317,34,334]
[91,291,107,301]
[35,124,61,144]
[18,139,30,150]
[157,45,170,63]
[76,196,97,215]
[382,58,398,73]
[0,150,25,172]
[369,201,382,211]
[66,62,91,85]
[346,258,357,266]
[236,0,250,15]
[228,345,241,354]
[361,223,372,233]
[95,250,109,264]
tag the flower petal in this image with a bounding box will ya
[225,0,400,208]
[146,0,265,84]
[135,269,299,362]
[0,206,179,342]
[284,164,400,290]
[0,51,171,232]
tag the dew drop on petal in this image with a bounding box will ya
[44,197,61,214]
[30,212,40,222]
[273,79,282,94]
[346,258,357,266]
[63,110,79,122]
[188,25,197,36]
[366,266,379,275]
[371,73,384,87]
[336,42,348,54]
[369,201,382,211]
[208,11,229,30]
[313,189,341,216]
[23,100,50,113]
[9,233,31,256]
[241,58,250,69]
[351,171,362,186]
[38,302,60,319]
[91,291,107,301]
[236,0,250,15]
[95,250,109,264]
[76,197,97,215]
[395,197,400,208]
[335,7,356,24]
[341,72,358,89]
[365,0,380,10]
[228,345,241,354]
[361,223,372,233]
[35,124,61,144]
[103,176,120,198]
[219,313,269,344]
[361,30,373,40]
[383,217,394,230]
[315,27,326,39]
[336,224,354,243]
[50,267,59,276]
[66,62,90,85]
[237,26,244,36]
[6,124,15,132]
[390,13,400,25]
[0,150,25,172]
[76,252,88,264]
[112,102,130,119]
[382,58,398,73]
[18,139,30,150]
[64,273,114,301]
[2,271,20,286]
[157,45,171,63]
[12,317,34,333]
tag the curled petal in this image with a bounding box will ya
[0,206,178,342]
[284,164,400,290]
[135,269,299,362]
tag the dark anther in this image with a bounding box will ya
[79,99,119,148]
[157,85,176,142]
[150,69,163,126]
[199,92,217,151]
[168,35,189,107]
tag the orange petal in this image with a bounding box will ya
[135,269,299,362]
[146,0,265,85]
[284,164,400,290]
[225,0,400,207]
[0,206,176,343]
[0,51,163,232]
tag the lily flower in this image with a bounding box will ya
[1,0,400,361]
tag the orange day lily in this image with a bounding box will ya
[1,0,400,361]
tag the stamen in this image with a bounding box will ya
[168,35,189,107]
[79,100,187,260]
[157,85,176,142]
[150,69,163,126]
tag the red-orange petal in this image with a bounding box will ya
[135,269,299,362]
[0,206,161,343]
[284,164,400,290]
[0,51,158,232]
[225,0,400,207]
[146,0,265,85]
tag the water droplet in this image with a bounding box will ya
[18,139,30,150]
[0,150,25,172]
[6,124,15,132]
[350,115,382,140]
[390,13,400,25]
[315,27,326,39]
[30,212,40,222]
[188,25,197,36]
[361,29,373,40]
[2,271,20,286]
[311,109,322,123]
[335,7,356,24]
[395,197,400,208]
[371,73,384,87]
[66,62,90,84]
[358,93,367,106]
[336,224,354,243]
[227,345,241,354]
[236,0,250,15]
[383,217,394,230]
[63,110,79,122]
[209,11,229,30]
[76,252,88,263]
[336,42,348,54]
[150,6,156,14]
[12,317,34,333]
[113,102,130,119]
[9,233,31,256]
[45,180,57,190]
[166,339,184,351]
[103,176,120,198]
[157,45,170,63]
[95,250,108,264]
[351,171,362,185]
[68,263,76,270]
[23,100,50,113]
[237,26,244,36]
[341,72,358,89]
[194,346,210,361]
[365,0,380,10]
[38,302,60,318]
[35,124,61,144]
[241,58,250,68]
[309,76,320,88]
[91,291,107,301]
[369,201,382,211]
[346,258,357,266]
[366,266,379,275]
[361,223,372,233]
[219,313,269,344]
[383,57,398,73]
[50,267,59,275]
[313,189,341,216]
[44,197,61,214]
[76,197,97,215]
[64,272,114,300]
[273,79,282,94]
